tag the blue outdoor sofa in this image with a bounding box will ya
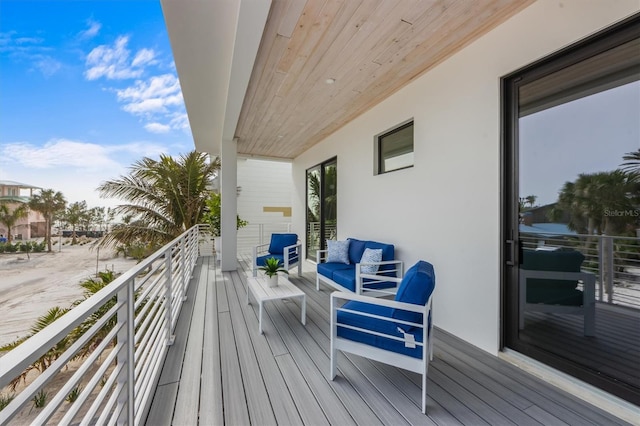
[330,260,436,414]
[316,238,403,296]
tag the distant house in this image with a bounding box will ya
[0,180,46,240]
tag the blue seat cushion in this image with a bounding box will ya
[268,233,298,255]
[337,301,423,359]
[393,261,436,324]
[333,268,397,292]
[256,253,298,267]
[317,262,352,279]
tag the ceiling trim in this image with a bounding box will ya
[161,0,271,155]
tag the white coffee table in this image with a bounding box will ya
[246,275,306,334]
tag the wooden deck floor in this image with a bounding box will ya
[146,256,631,425]
[522,305,640,392]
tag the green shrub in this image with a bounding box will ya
[4,243,18,253]
[32,389,48,409]
[0,393,15,411]
[65,386,82,403]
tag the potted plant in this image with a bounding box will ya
[258,257,288,287]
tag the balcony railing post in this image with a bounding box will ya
[116,280,135,425]
[598,237,604,302]
[165,250,175,346]
[605,235,614,304]
[181,238,188,301]
[259,223,264,246]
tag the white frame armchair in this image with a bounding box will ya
[330,291,434,414]
[253,238,302,278]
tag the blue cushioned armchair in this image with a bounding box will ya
[253,233,301,277]
[330,260,436,414]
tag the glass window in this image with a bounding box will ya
[376,121,414,174]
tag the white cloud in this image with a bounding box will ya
[145,122,171,133]
[83,37,188,135]
[169,113,190,131]
[115,74,187,132]
[78,19,101,40]
[131,48,156,67]
[85,36,154,80]
[0,139,177,207]
[2,139,120,169]
[34,57,62,77]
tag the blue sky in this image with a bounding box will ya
[0,1,192,208]
[520,80,640,206]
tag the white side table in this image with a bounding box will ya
[246,275,306,334]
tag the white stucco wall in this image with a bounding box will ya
[291,0,639,355]
[237,158,293,254]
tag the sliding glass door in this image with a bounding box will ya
[306,158,337,261]
[503,16,640,404]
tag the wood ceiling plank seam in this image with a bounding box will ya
[236,0,292,135]
[277,0,310,38]
[243,77,291,145]
[310,1,533,151]
[272,3,428,150]
[275,0,382,97]
[352,2,474,99]
[399,0,440,25]
[357,1,499,105]
[238,35,292,140]
[372,0,458,66]
[400,0,533,71]
[240,0,326,139]
[236,0,534,159]
[279,1,526,158]
[258,0,358,145]
[276,0,335,74]
[244,94,286,151]
[264,1,414,145]
[239,89,286,153]
[254,6,380,150]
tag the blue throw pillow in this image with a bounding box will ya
[360,248,382,274]
[326,240,350,264]
[269,233,298,255]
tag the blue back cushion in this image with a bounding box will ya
[348,238,366,264]
[392,261,435,324]
[269,233,298,255]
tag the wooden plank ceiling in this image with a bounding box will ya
[235,0,533,159]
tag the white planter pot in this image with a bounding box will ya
[266,275,278,287]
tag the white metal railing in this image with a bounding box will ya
[520,232,640,309]
[237,222,292,255]
[0,225,203,425]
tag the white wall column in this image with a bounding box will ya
[220,138,238,271]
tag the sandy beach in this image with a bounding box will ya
[0,240,138,347]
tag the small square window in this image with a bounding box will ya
[375,120,414,174]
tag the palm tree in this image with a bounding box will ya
[64,201,89,245]
[0,306,70,390]
[621,149,640,182]
[98,151,220,248]
[0,202,28,244]
[555,171,639,236]
[28,189,67,252]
